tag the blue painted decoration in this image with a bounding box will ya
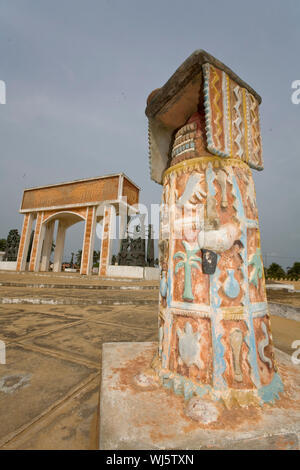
[231,174,261,388]
[249,248,263,288]
[210,262,227,390]
[224,268,240,299]
[159,370,211,401]
[160,271,167,298]
[258,373,284,404]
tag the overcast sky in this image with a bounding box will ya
[0,0,299,267]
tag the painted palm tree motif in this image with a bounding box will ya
[174,241,202,301]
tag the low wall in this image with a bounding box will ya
[269,302,300,322]
[144,267,160,281]
[107,266,159,280]
[266,283,294,292]
[107,265,144,279]
[0,261,17,271]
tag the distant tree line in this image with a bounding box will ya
[0,238,6,251]
[74,249,100,268]
[265,262,300,281]
[0,229,20,261]
[0,228,299,280]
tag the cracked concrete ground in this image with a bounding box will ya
[0,271,299,449]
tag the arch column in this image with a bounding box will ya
[53,220,67,273]
[29,212,45,272]
[99,205,114,277]
[40,221,55,272]
[80,206,96,275]
[16,212,34,271]
[118,202,128,252]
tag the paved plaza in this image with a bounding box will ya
[0,271,299,449]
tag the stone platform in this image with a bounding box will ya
[100,342,300,450]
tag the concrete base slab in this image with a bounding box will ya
[100,342,300,450]
[267,284,295,292]
[269,302,300,322]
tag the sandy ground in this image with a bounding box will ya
[271,280,300,290]
[0,271,298,449]
[267,289,300,307]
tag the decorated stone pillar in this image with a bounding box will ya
[145,51,283,408]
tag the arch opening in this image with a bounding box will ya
[41,211,86,273]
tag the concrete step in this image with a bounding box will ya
[0,296,158,306]
[0,281,159,291]
[0,283,159,306]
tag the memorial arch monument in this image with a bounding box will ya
[16,173,139,276]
